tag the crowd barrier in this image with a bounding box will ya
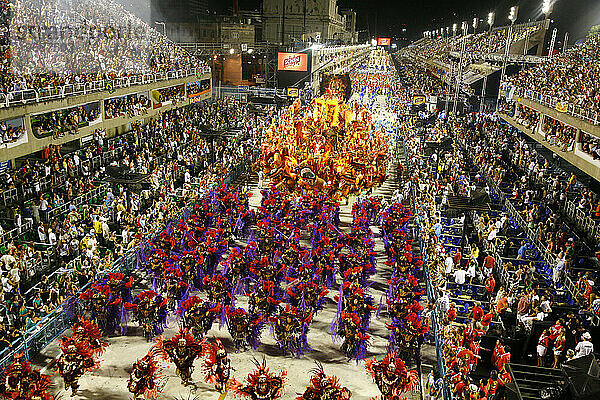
[213,85,286,100]
[401,138,451,400]
[0,67,210,108]
[44,184,109,223]
[0,220,33,249]
[0,247,137,372]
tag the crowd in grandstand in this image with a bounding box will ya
[581,133,600,160]
[104,94,150,119]
[0,0,600,395]
[409,22,545,63]
[506,32,600,113]
[0,120,25,144]
[30,104,100,138]
[0,98,272,350]
[385,46,600,399]
[402,113,598,400]
[0,0,208,96]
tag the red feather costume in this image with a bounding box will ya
[298,363,351,400]
[364,352,418,400]
[0,353,54,400]
[155,329,204,386]
[127,352,163,400]
[231,358,286,400]
[201,338,232,393]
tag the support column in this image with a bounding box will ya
[537,113,545,136]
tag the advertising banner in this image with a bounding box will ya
[277,52,309,71]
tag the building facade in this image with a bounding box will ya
[263,0,357,45]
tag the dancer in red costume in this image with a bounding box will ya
[364,351,419,400]
[231,358,286,400]
[0,353,54,400]
[156,329,204,386]
[201,338,233,393]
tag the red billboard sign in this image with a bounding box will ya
[377,38,391,46]
[277,52,309,71]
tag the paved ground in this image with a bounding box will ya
[38,160,427,400]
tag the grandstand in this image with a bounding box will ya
[0,1,599,400]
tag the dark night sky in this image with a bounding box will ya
[237,0,600,45]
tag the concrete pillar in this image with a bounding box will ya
[537,113,545,135]
[100,99,106,122]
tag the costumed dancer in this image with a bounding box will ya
[336,311,369,361]
[156,329,204,386]
[124,290,168,341]
[70,317,108,356]
[0,353,54,400]
[249,280,281,317]
[178,296,220,339]
[298,362,351,400]
[225,306,264,351]
[364,352,418,400]
[162,268,190,310]
[270,305,313,357]
[128,353,163,400]
[201,338,233,393]
[231,358,286,400]
[78,283,125,335]
[56,337,97,396]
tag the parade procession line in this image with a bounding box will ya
[35,160,421,400]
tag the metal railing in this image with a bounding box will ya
[45,184,109,223]
[0,220,33,249]
[511,86,600,126]
[0,67,210,108]
[213,85,286,100]
[0,247,137,372]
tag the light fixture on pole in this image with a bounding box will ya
[499,6,518,112]
[487,12,495,27]
[473,17,478,33]
[542,0,554,18]
[508,6,518,24]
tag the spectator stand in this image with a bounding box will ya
[0,68,209,108]
[481,123,599,302]
[43,183,109,224]
[0,246,139,372]
[413,117,588,399]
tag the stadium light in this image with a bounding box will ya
[542,0,554,17]
[229,48,235,54]
[473,17,478,32]
[488,12,495,28]
[462,21,468,34]
[508,6,519,23]
[453,23,457,34]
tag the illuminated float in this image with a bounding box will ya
[258,74,389,199]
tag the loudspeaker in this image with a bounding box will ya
[562,355,600,400]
